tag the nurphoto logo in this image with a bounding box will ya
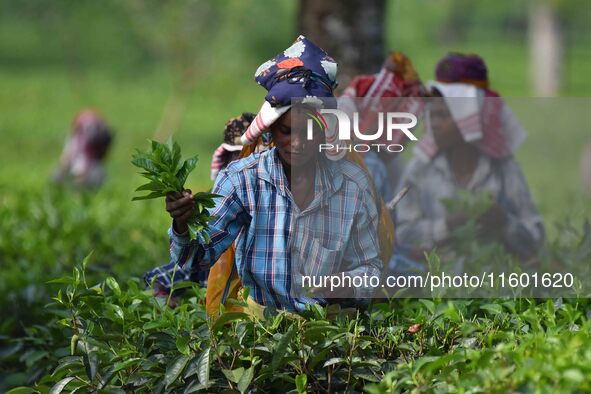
[306,109,418,153]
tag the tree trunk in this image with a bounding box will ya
[298,0,386,88]
[528,1,563,96]
[581,141,591,196]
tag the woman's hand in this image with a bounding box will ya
[477,203,507,237]
[446,210,469,231]
[166,189,194,235]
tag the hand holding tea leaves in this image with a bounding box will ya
[442,190,494,218]
[131,138,219,241]
[442,190,505,236]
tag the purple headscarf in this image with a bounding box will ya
[435,53,489,89]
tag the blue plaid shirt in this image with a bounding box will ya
[145,148,382,311]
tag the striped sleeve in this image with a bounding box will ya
[182,169,251,273]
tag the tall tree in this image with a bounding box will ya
[582,141,591,196]
[298,0,386,87]
[529,0,563,96]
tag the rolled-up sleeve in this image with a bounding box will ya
[150,170,250,289]
[189,173,251,270]
[396,179,449,251]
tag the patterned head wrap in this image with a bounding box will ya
[240,35,344,160]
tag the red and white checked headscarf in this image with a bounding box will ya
[210,143,244,181]
[415,81,527,161]
[339,51,425,146]
[240,101,290,146]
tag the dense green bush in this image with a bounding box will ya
[3,258,591,393]
[2,187,591,393]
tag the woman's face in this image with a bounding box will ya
[429,93,463,151]
[270,106,323,168]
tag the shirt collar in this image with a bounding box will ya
[433,153,491,189]
[257,148,290,197]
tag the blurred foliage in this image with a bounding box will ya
[0,0,297,73]
[0,186,170,338]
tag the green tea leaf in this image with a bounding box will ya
[6,388,38,394]
[165,355,191,388]
[237,365,254,394]
[271,325,296,371]
[193,192,222,201]
[323,357,344,368]
[49,377,75,394]
[70,335,79,356]
[111,358,142,374]
[135,180,167,192]
[222,367,244,383]
[480,303,503,315]
[295,373,307,394]
[153,139,172,167]
[196,347,210,387]
[131,157,161,174]
[105,276,121,297]
[171,139,182,172]
[131,139,215,241]
[132,191,166,201]
[176,336,190,355]
[176,155,199,187]
[143,320,171,331]
[211,312,249,333]
[83,348,98,382]
[46,276,75,285]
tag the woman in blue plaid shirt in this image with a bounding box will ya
[151,36,384,312]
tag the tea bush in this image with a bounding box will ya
[2,188,591,393]
[4,260,591,393]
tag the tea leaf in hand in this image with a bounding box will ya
[442,190,494,218]
[131,138,219,240]
[176,155,199,187]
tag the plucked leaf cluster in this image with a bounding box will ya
[442,190,494,218]
[131,138,219,241]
